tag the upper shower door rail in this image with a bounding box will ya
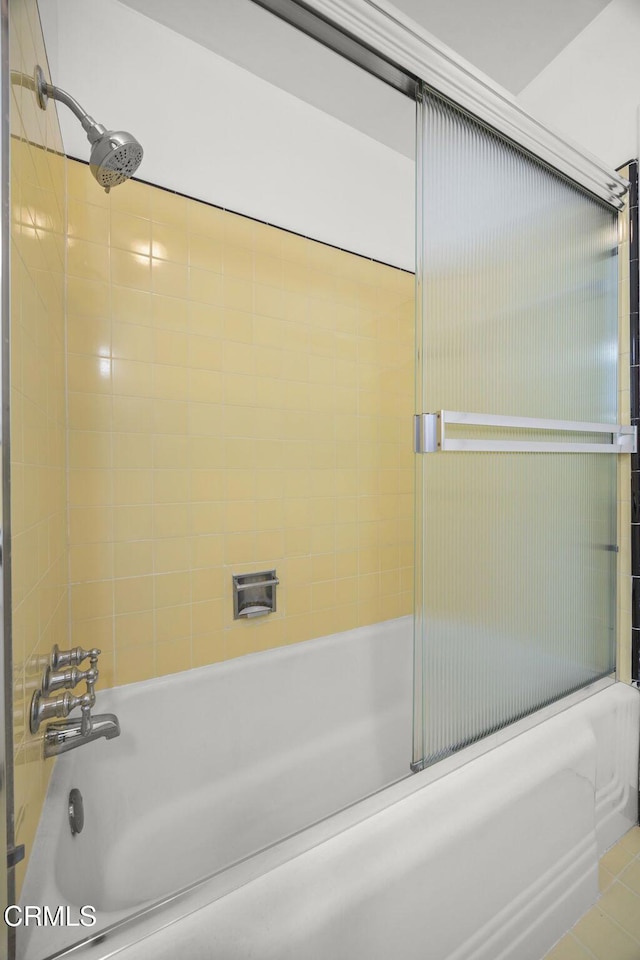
[414,411,637,454]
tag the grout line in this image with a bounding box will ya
[567,931,599,960]
[543,829,640,959]
[609,874,640,904]
[574,878,640,953]
[578,903,640,951]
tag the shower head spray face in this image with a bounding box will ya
[89,130,144,192]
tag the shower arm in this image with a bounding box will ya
[10,66,105,142]
[33,65,105,143]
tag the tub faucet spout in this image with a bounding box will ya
[43,713,120,758]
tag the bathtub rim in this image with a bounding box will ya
[34,673,626,960]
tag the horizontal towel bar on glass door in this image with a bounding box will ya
[414,411,637,454]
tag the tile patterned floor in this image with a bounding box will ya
[544,826,640,959]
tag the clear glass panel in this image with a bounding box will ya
[414,89,618,767]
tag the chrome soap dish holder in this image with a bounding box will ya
[233,570,279,619]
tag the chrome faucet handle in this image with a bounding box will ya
[80,699,93,736]
[51,644,101,670]
[30,688,97,735]
[30,690,79,734]
[51,644,84,668]
[41,664,99,695]
[84,670,98,707]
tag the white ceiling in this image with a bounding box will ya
[389,0,612,94]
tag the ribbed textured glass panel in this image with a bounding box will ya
[415,91,618,767]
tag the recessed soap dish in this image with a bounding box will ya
[233,570,279,620]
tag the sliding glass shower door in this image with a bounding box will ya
[413,86,621,768]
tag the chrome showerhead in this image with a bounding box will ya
[88,129,144,191]
[33,65,143,192]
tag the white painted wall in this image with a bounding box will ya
[39,0,415,270]
[518,0,640,171]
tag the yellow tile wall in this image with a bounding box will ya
[66,159,415,686]
[617,165,631,683]
[9,0,68,895]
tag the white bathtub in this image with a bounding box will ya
[20,616,639,960]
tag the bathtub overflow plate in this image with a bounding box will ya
[68,787,84,836]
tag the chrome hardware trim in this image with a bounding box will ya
[233,570,279,620]
[414,411,637,454]
[6,845,25,869]
[34,63,47,109]
[51,644,101,669]
[413,413,438,453]
[2,0,13,932]
[43,713,120,759]
[234,578,280,590]
[41,664,98,695]
[80,701,93,736]
[68,788,85,836]
[30,690,79,734]
[250,0,419,98]
[30,643,119,753]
